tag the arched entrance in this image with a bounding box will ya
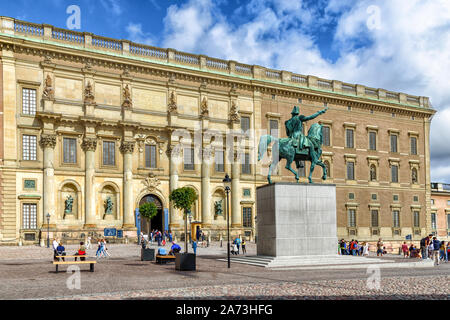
[139,194,163,234]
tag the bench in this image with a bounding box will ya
[155,255,176,264]
[53,256,96,273]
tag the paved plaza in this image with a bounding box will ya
[0,242,448,300]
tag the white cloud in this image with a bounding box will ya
[154,0,450,181]
[126,23,155,45]
[100,0,123,16]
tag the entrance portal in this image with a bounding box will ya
[139,194,163,234]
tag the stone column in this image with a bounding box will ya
[168,145,181,229]
[82,138,97,228]
[201,147,213,227]
[231,152,241,227]
[40,134,57,227]
[121,141,135,229]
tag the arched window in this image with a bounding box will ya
[370,164,377,181]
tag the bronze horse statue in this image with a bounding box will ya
[258,123,327,184]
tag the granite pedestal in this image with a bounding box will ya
[257,183,338,258]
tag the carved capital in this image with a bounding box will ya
[120,141,135,154]
[81,138,98,152]
[39,134,57,149]
[166,144,181,158]
[203,147,214,160]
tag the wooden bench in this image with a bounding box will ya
[155,255,176,264]
[53,256,96,273]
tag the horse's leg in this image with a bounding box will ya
[308,161,316,184]
[316,159,327,180]
[285,155,299,182]
[268,155,280,184]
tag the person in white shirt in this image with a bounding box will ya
[86,237,91,250]
[363,242,370,256]
[52,238,59,261]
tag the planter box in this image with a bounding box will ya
[175,253,196,271]
[141,248,155,261]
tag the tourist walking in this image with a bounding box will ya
[420,235,431,259]
[439,241,447,262]
[432,237,440,265]
[102,239,110,257]
[363,242,369,256]
[235,236,241,255]
[86,236,91,250]
[376,238,383,257]
[242,238,247,254]
[402,242,409,258]
[339,239,346,255]
[192,240,197,255]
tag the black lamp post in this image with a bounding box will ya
[223,173,232,269]
[46,213,50,248]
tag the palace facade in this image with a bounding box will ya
[0,17,436,247]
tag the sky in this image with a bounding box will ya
[2,0,450,183]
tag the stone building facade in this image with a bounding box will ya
[0,17,436,246]
[430,183,450,240]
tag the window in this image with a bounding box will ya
[431,199,435,205]
[391,165,399,183]
[242,153,251,174]
[447,200,450,206]
[347,162,355,180]
[410,137,417,155]
[215,150,224,172]
[348,209,356,227]
[269,120,279,138]
[393,194,399,201]
[346,129,354,148]
[431,213,437,230]
[371,194,377,200]
[447,214,450,229]
[369,132,377,150]
[22,203,37,229]
[184,147,194,171]
[348,193,355,200]
[22,88,37,115]
[413,196,419,202]
[390,134,398,153]
[102,141,115,166]
[370,164,377,181]
[243,207,252,228]
[145,145,157,168]
[22,135,37,161]
[322,126,331,146]
[241,116,250,132]
[393,210,400,228]
[63,138,77,164]
[371,210,379,227]
[414,211,420,228]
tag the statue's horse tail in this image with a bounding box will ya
[258,135,277,161]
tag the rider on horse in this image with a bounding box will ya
[285,105,328,155]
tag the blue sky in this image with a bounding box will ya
[2,0,450,182]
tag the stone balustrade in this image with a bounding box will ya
[0,16,431,109]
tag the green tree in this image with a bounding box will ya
[169,187,198,253]
[139,202,158,235]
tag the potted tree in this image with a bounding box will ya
[169,187,198,271]
[139,202,158,261]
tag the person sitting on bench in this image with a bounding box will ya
[169,241,181,255]
[75,242,87,261]
[56,242,66,261]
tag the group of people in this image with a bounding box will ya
[142,230,173,247]
[414,234,449,265]
[230,236,246,255]
[338,239,371,256]
[52,238,88,261]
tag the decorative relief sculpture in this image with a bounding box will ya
[104,197,114,215]
[122,84,133,109]
[39,134,57,149]
[42,75,55,100]
[229,101,240,122]
[84,81,96,105]
[81,138,98,152]
[143,173,161,192]
[214,200,223,216]
[64,195,74,214]
[120,141,135,154]
[168,91,177,114]
[200,97,209,117]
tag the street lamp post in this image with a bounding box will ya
[46,213,50,248]
[223,174,232,269]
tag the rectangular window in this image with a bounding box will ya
[431,199,435,205]
[348,209,356,227]
[391,165,399,183]
[390,134,398,153]
[393,194,399,201]
[22,88,37,115]
[103,141,115,166]
[322,126,331,146]
[431,213,437,230]
[269,120,279,138]
[410,137,417,155]
[241,116,250,132]
[22,203,37,229]
[369,132,377,150]
[215,150,224,172]
[145,145,157,168]
[22,135,37,161]
[243,207,252,228]
[371,210,379,227]
[447,214,450,229]
[447,200,450,206]
[393,210,400,228]
[346,129,354,148]
[347,162,355,180]
[184,148,195,171]
[414,211,420,228]
[63,138,77,164]
[371,194,377,200]
[242,153,251,175]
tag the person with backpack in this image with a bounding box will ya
[339,239,346,255]
[242,238,247,254]
[431,237,440,265]
[420,235,431,259]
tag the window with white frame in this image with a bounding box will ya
[22,135,37,161]
[22,88,37,115]
[22,203,37,229]
[431,213,437,230]
[184,147,195,171]
[393,210,400,228]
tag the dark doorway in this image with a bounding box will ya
[139,194,163,234]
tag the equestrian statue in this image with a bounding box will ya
[258,105,328,184]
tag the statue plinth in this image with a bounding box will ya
[256,183,337,257]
